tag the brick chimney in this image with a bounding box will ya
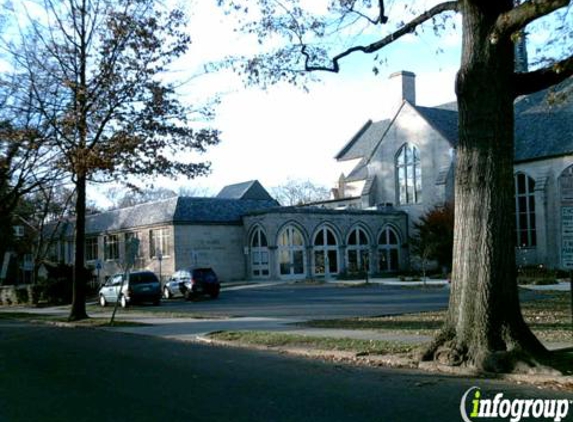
[388,71,416,105]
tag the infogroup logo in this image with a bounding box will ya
[460,387,571,422]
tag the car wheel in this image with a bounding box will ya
[99,295,107,307]
[163,288,171,299]
[210,290,219,299]
[120,295,128,308]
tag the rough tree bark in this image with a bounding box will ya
[422,0,548,372]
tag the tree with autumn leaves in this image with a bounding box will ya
[3,0,219,320]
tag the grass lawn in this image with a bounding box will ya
[208,331,416,355]
[207,291,573,365]
[300,290,573,344]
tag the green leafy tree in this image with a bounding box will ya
[217,0,573,372]
[7,0,220,320]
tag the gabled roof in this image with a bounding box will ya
[335,119,392,161]
[216,180,275,201]
[53,196,279,237]
[413,105,458,146]
[337,76,573,172]
[514,78,573,162]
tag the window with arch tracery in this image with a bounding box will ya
[378,226,400,272]
[278,225,306,277]
[251,227,269,277]
[396,144,422,205]
[346,227,370,273]
[515,173,536,247]
[313,226,339,276]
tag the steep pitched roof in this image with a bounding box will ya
[337,76,573,169]
[413,105,458,146]
[335,119,392,161]
[216,180,275,201]
[514,78,573,162]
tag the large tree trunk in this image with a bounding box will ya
[68,173,88,321]
[423,0,547,372]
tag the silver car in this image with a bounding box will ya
[99,271,161,308]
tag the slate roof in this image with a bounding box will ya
[334,119,392,161]
[413,105,458,146]
[337,77,573,174]
[55,196,279,237]
[216,180,275,201]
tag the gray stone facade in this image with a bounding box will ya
[243,208,408,280]
[332,71,573,270]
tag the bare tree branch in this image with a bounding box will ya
[514,54,573,96]
[494,0,570,39]
[302,1,459,73]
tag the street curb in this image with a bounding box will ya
[195,334,573,391]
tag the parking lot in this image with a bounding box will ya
[154,282,451,320]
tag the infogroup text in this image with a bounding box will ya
[460,387,570,422]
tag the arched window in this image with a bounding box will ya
[378,226,400,272]
[313,226,339,276]
[277,225,306,278]
[251,227,269,277]
[515,173,536,247]
[346,227,370,274]
[396,144,421,205]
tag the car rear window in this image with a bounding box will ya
[192,268,217,282]
[129,272,159,284]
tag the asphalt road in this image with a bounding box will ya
[158,283,451,319]
[1,320,571,422]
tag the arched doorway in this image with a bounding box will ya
[346,226,370,274]
[250,227,270,278]
[277,225,306,279]
[313,226,339,277]
[378,226,400,272]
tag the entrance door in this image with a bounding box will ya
[278,226,306,279]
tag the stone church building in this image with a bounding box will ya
[47,72,573,283]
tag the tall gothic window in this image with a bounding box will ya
[515,173,536,247]
[396,144,422,205]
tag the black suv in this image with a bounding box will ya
[163,267,220,300]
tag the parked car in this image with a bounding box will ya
[99,271,161,308]
[163,267,220,300]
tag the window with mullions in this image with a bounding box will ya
[396,144,422,205]
[104,235,119,261]
[346,227,370,273]
[149,228,171,258]
[251,227,270,278]
[86,237,98,261]
[313,226,339,276]
[515,173,536,247]
[378,226,400,272]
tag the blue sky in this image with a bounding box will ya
[92,0,570,205]
[128,1,462,203]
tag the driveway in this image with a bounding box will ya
[101,282,450,341]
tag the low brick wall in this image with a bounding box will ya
[0,285,39,306]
